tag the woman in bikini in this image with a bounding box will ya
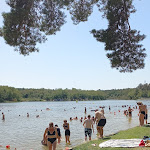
[63,120,70,144]
[43,122,58,150]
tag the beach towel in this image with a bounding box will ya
[99,139,142,148]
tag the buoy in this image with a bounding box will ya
[6,145,10,149]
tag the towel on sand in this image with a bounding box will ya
[99,139,141,148]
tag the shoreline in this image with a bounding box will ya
[72,125,150,150]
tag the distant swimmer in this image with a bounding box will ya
[83,115,94,141]
[63,120,70,144]
[27,113,29,117]
[2,112,5,120]
[36,115,39,118]
[109,106,111,111]
[101,108,104,114]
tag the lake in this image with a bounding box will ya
[0,100,150,150]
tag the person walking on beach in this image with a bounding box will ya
[95,110,106,138]
[83,115,94,141]
[63,120,70,144]
[145,105,148,124]
[43,122,58,150]
[85,107,87,114]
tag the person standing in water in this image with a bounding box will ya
[138,102,146,126]
[95,110,106,138]
[63,120,70,144]
[55,124,61,143]
[43,122,58,150]
[83,115,94,141]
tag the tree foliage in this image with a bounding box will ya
[1,83,150,102]
[0,0,146,72]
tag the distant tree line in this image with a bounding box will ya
[1,83,150,102]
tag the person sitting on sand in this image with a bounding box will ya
[43,122,58,150]
[83,115,94,141]
[70,117,73,121]
[2,112,5,120]
[63,120,70,144]
[144,105,148,124]
[95,110,106,138]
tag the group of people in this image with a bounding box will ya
[42,109,106,150]
[42,120,70,150]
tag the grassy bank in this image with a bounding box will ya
[73,126,150,150]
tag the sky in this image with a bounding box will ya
[0,0,150,90]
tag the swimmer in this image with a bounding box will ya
[109,106,111,111]
[70,117,73,121]
[2,112,5,120]
[43,122,58,150]
[36,115,39,118]
[27,113,29,117]
[73,116,78,120]
[85,107,87,113]
[83,115,94,141]
[63,120,70,144]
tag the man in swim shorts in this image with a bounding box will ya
[83,115,94,141]
[95,110,106,138]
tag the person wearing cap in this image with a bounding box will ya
[55,124,61,143]
[138,102,146,126]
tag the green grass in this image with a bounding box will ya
[73,126,150,150]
